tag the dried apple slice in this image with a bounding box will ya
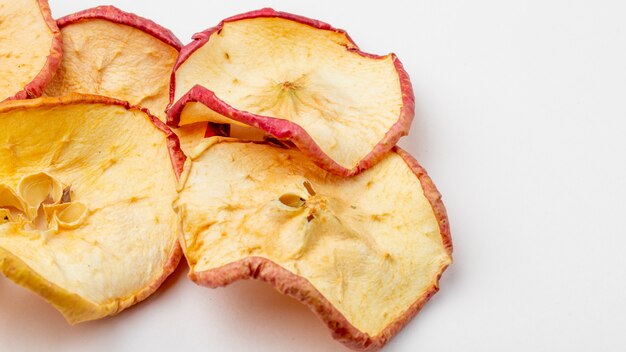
[43,6,210,154]
[0,94,184,323]
[44,5,180,122]
[176,138,452,350]
[0,0,62,100]
[168,8,414,176]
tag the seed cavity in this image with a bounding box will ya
[18,172,63,219]
[0,172,87,232]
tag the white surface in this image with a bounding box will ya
[2,0,625,351]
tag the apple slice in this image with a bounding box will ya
[168,8,414,176]
[0,94,184,323]
[44,6,180,123]
[175,138,452,350]
[43,6,212,154]
[0,0,62,100]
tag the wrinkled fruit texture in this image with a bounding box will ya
[0,0,62,100]
[176,138,451,347]
[45,6,207,152]
[170,9,413,175]
[44,6,179,123]
[42,6,208,155]
[0,96,181,323]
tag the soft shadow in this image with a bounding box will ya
[207,278,353,351]
[0,258,189,350]
[398,91,433,160]
[386,261,459,349]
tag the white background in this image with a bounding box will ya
[1,0,625,351]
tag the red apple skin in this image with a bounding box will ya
[56,5,182,50]
[9,0,63,101]
[167,8,415,177]
[190,146,452,351]
[149,109,187,179]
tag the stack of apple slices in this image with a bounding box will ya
[0,2,451,350]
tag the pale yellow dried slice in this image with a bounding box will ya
[44,6,182,123]
[43,6,209,154]
[0,95,183,323]
[168,9,414,176]
[175,138,452,350]
[0,0,62,100]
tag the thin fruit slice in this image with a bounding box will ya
[168,8,414,176]
[0,94,185,324]
[43,6,209,154]
[176,138,452,350]
[44,5,181,123]
[0,0,62,100]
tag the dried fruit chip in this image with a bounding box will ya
[0,0,62,100]
[0,94,184,323]
[175,138,451,350]
[168,8,414,176]
[44,5,180,123]
[43,6,210,154]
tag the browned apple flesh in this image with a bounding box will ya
[175,138,451,350]
[0,95,184,324]
[168,8,415,176]
[0,0,62,100]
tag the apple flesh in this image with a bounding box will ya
[42,6,211,155]
[0,94,184,323]
[44,5,181,123]
[168,8,415,176]
[0,0,62,100]
[175,138,451,350]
